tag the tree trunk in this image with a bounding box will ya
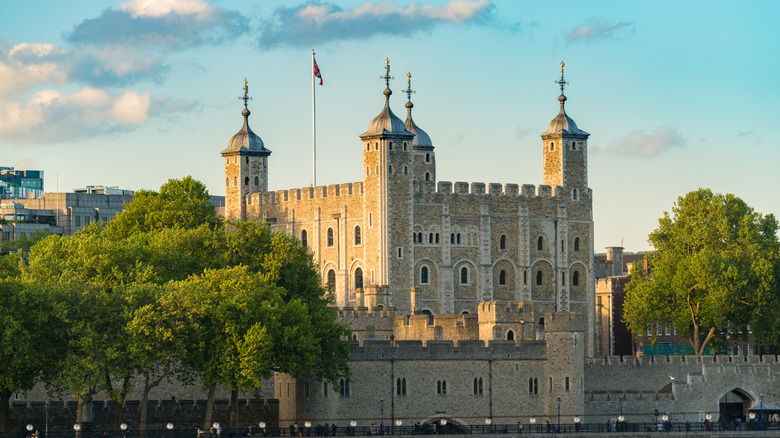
[230,389,239,431]
[76,392,93,438]
[203,383,217,430]
[110,376,132,431]
[0,390,11,434]
[140,375,152,438]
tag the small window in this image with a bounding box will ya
[389,165,393,174]
[417,232,423,243]
[437,380,447,395]
[354,226,362,245]
[366,144,370,151]
[561,240,565,252]
[369,212,373,227]
[450,233,455,244]
[507,330,514,341]
[397,378,402,395]
[389,142,393,150]
[536,271,543,286]
[574,237,580,252]
[402,378,406,395]
[233,176,237,186]
[474,378,479,395]
[537,236,543,251]
[523,270,528,285]
[403,142,407,151]
[428,233,433,244]
[499,270,506,285]
[327,228,334,247]
[500,235,506,250]
[225,177,229,186]
[254,176,259,186]
[398,247,403,258]
[528,378,533,394]
[460,267,468,284]
[327,269,336,292]
[534,378,538,394]
[573,271,579,286]
[478,378,483,395]
[354,268,363,290]
[375,142,379,150]
[244,177,249,185]
[366,166,370,176]
[457,233,461,244]
[425,153,430,163]
[421,266,429,284]
[404,166,408,174]
[301,230,308,247]
[435,233,440,244]
[339,379,350,397]
[561,271,566,286]
[565,377,570,392]
[572,142,577,150]
[425,172,431,181]
[572,188,578,200]
[324,382,328,398]
[550,142,554,151]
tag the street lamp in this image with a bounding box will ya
[380,398,384,430]
[557,397,561,433]
[351,420,357,435]
[760,394,764,431]
[27,425,34,432]
[661,414,668,422]
[167,423,174,430]
[619,397,623,419]
[120,423,128,438]
[73,424,81,432]
[574,417,580,433]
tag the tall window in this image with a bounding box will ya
[425,153,430,163]
[507,330,514,340]
[500,234,506,250]
[523,270,528,285]
[429,233,433,244]
[457,233,461,244]
[421,266,429,284]
[437,380,447,395]
[354,268,363,290]
[301,230,308,247]
[327,269,336,292]
[435,233,440,244]
[572,188,578,200]
[499,270,506,285]
[537,236,543,251]
[536,270,543,286]
[354,226,361,245]
[460,267,468,284]
[244,177,249,186]
[254,176,259,186]
[425,172,431,181]
[327,228,334,246]
[574,237,580,252]
[573,271,579,286]
[340,379,350,397]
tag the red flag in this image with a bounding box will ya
[313,56,323,85]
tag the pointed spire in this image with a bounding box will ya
[543,61,588,137]
[223,78,270,154]
[402,72,432,148]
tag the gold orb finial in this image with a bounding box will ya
[560,60,565,68]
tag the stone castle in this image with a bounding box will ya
[219,60,780,428]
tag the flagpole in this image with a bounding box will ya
[312,49,317,187]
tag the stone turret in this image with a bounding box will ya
[544,312,585,423]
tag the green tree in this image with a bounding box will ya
[1,229,51,251]
[104,176,219,240]
[0,279,62,433]
[624,189,780,356]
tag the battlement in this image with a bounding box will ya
[586,389,674,402]
[394,313,479,344]
[248,182,364,206]
[415,181,591,201]
[478,301,534,322]
[544,311,585,332]
[586,354,780,367]
[348,338,547,360]
[337,305,397,319]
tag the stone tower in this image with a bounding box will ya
[221,79,271,220]
[544,311,585,424]
[403,73,436,186]
[541,62,590,198]
[359,59,415,312]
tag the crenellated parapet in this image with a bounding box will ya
[246,181,365,206]
[348,338,547,360]
[415,181,591,201]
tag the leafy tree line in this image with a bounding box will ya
[624,189,780,357]
[0,177,351,434]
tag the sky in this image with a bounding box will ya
[1,0,778,252]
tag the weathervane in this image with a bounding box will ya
[554,61,569,107]
[380,57,394,90]
[239,78,252,109]
[404,72,415,102]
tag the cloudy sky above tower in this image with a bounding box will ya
[1,0,777,251]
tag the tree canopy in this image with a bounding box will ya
[623,189,780,356]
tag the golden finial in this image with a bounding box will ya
[239,78,252,110]
[380,57,394,94]
[404,72,415,103]
[555,61,569,103]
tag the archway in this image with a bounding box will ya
[719,388,752,426]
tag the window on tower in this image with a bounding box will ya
[500,234,506,250]
[574,237,580,252]
[425,172,431,181]
[536,270,543,285]
[354,226,361,245]
[550,142,555,151]
[327,228,334,247]
[573,271,579,286]
[244,177,249,186]
[254,176,259,186]
[499,270,506,285]
[460,267,468,284]
[354,268,363,290]
[245,156,249,164]
[421,266,429,284]
[327,270,336,292]
[537,236,544,251]
[425,153,430,163]
[301,230,308,247]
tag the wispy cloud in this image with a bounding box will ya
[601,126,686,157]
[259,0,496,48]
[0,87,189,144]
[67,0,248,49]
[566,19,633,44]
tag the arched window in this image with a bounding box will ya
[327,269,336,292]
[537,236,543,251]
[429,233,433,244]
[573,271,579,286]
[435,233,440,244]
[244,177,249,185]
[254,176,259,186]
[327,228,334,247]
[561,271,566,286]
[397,378,402,395]
[474,378,478,395]
[478,377,483,395]
[354,226,361,245]
[550,142,554,151]
[225,177,229,186]
[354,268,363,290]
[245,156,249,164]
[528,378,534,394]
[460,267,468,284]
[499,270,506,285]
[417,232,423,244]
[425,153,430,163]
[523,270,528,285]
[421,266,429,284]
[574,237,580,252]
[536,270,543,286]
[450,233,455,244]
[561,239,565,252]
[572,188,578,200]
[425,172,431,181]
[507,330,514,341]
[301,230,308,247]
[403,166,408,174]
[457,233,461,244]
[500,235,506,250]
[233,176,237,186]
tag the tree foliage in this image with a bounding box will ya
[624,189,780,356]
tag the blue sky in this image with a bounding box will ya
[1,0,778,251]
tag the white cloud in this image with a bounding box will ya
[605,126,686,157]
[567,19,633,44]
[0,87,174,144]
[260,0,495,48]
[119,0,216,19]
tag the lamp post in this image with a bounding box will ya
[306,399,311,437]
[760,394,764,431]
[529,418,536,433]
[574,417,580,433]
[395,419,402,435]
[350,420,357,436]
[619,397,623,419]
[259,421,266,437]
[485,418,491,434]
[380,398,384,433]
[121,423,128,438]
[45,401,49,438]
[557,397,561,433]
